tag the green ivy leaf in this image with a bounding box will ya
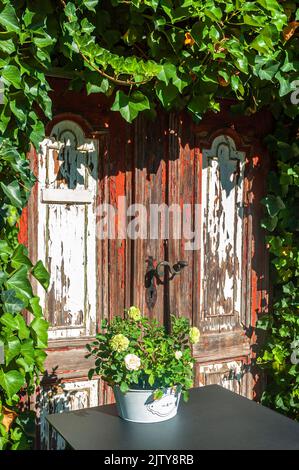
[261,215,278,232]
[64,2,77,20]
[1,66,22,89]
[0,39,15,55]
[0,312,18,330]
[33,349,47,371]
[31,261,50,290]
[28,297,43,318]
[86,78,109,95]
[258,61,280,80]
[157,63,178,85]
[11,245,33,269]
[82,0,99,12]
[0,3,20,33]
[262,195,285,217]
[111,90,150,123]
[204,6,222,21]
[30,318,48,349]
[251,33,273,54]
[33,34,56,49]
[6,266,33,302]
[155,82,178,108]
[15,313,30,340]
[5,337,21,365]
[0,369,24,399]
[1,290,26,314]
[0,181,23,208]
[29,120,45,149]
[235,57,248,74]
[275,72,296,97]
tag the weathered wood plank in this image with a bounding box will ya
[200,135,245,333]
[133,114,166,323]
[37,121,97,339]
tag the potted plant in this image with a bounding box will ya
[86,307,200,423]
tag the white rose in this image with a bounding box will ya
[175,351,183,360]
[124,353,141,371]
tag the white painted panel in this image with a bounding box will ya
[37,121,98,339]
[199,361,244,396]
[41,188,93,204]
[39,379,99,450]
[201,135,245,332]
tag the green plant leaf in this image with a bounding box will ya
[82,0,99,11]
[262,195,285,217]
[1,66,22,89]
[0,39,15,55]
[28,297,43,317]
[86,78,109,95]
[5,337,21,365]
[261,215,278,232]
[0,370,24,399]
[120,381,129,393]
[0,181,23,208]
[111,91,150,123]
[15,313,30,340]
[157,63,178,85]
[31,261,50,290]
[0,4,20,33]
[6,265,33,301]
[1,290,25,314]
[0,312,18,330]
[148,373,155,386]
[11,245,33,269]
[155,82,178,108]
[30,318,48,349]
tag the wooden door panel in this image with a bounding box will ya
[132,115,167,324]
[38,379,99,449]
[200,135,245,331]
[196,360,249,396]
[37,121,98,339]
[167,114,201,320]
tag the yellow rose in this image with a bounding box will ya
[127,306,142,321]
[110,334,129,352]
[189,326,200,344]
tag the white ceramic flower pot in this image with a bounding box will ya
[113,386,181,423]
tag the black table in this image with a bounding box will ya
[47,385,299,450]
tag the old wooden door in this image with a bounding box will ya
[97,111,268,401]
[24,79,270,448]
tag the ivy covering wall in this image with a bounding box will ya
[0,0,298,448]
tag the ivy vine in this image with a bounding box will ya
[0,0,298,448]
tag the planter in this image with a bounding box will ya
[113,386,181,423]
